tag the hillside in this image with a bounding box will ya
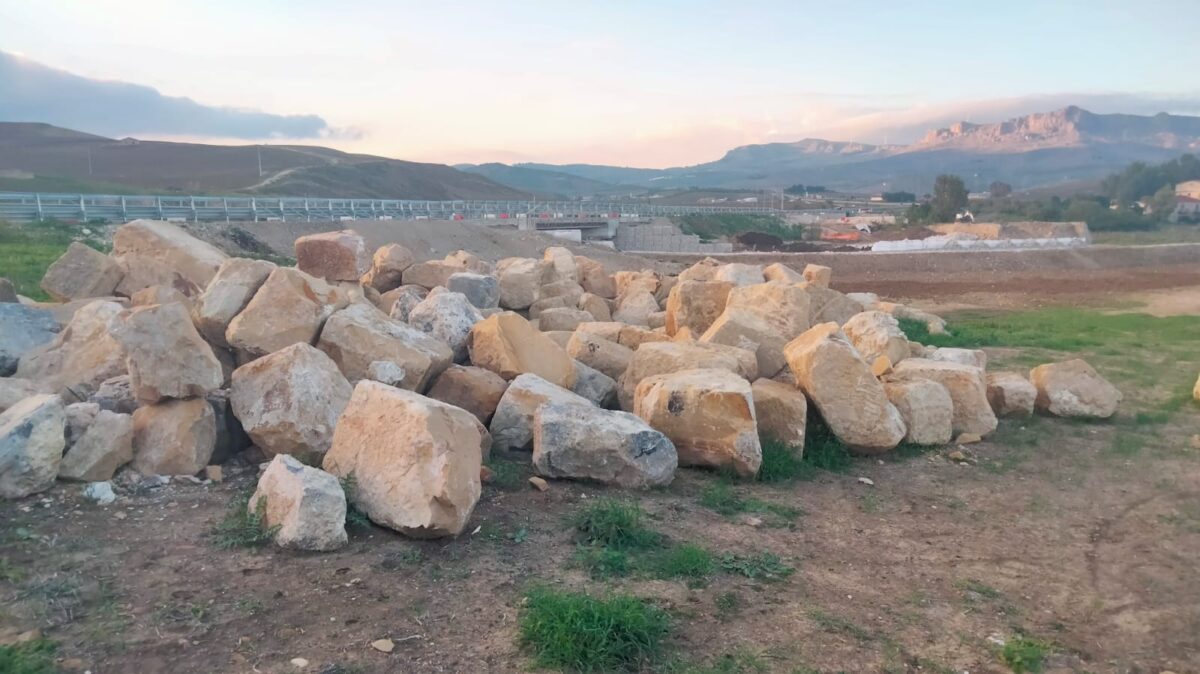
[456,162,632,198]
[522,107,1200,193]
[0,122,528,200]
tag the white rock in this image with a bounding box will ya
[489,373,592,452]
[0,394,66,499]
[407,289,483,363]
[82,481,116,505]
[533,402,676,488]
[251,454,348,551]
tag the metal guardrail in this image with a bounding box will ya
[0,192,779,224]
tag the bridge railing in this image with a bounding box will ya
[0,192,780,224]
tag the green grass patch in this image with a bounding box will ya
[574,499,662,550]
[757,438,811,482]
[900,309,1200,353]
[676,214,803,242]
[660,648,771,673]
[519,587,669,672]
[0,219,109,300]
[714,591,742,622]
[698,483,801,526]
[484,454,530,491]
[644,544,716,582]
[212,492,279,549]
[801,414,854,473]
[717,552,794,580]
[806,608,874,642]
[0,638,58,674]
[999,636,1052,673]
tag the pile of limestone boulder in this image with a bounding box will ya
[0,220,1124,551]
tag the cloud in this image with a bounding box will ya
[0,50,341,140]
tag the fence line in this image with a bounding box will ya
[0,192,779,224]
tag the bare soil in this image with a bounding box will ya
[3,239,1199,673]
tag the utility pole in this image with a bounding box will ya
[257,146,263,178]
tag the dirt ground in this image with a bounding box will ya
[3,241,1200,674]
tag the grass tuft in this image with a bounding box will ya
[757,438,810,482]
[698,484,801,526]
[574,499,662,550]
[800,414,854,473]
[999,636,1052,673]
[0,638,57,674]
[519,587,669,672]
[717,552,794,580]
[212,492,280,549]
[339,474,373,529]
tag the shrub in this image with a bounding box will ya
[0,638,57,674]
[1000,636,1051,673]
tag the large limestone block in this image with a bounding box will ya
[572,360,618,408]
[762,263,804,284]
[575,256,616,299]
[538,280,585,303]
[294,230,368,282]
[41,242,123,302]
[678,258,721,283]
[577,293,612,322]
[401,260,466,290]
[323,381,483,537]
[112,302,223,404]
[528,295,575,319]
[542,246,579,284]
[567,331,633,381]
[617,340,757,411]
[231,343,353,462]
[447,272,500,309]
[131,397,216,476]
[751,378,807,449]
[361,244,415,293]
[129,285,193,312]
[724,282,810,340]
[316,297,451,388]
[1194,372,1200,402]
[489,373,591,452]
[842,310,910,366]
[1029,359,1122,419]
[426,365,509,424]
[495,257,548,310]
[803,285,863,326]
[0,304,59,376]
[664,280,732,336]
[58,410,133,481]
[0,394,65,498]
[986,372,1036,418]
[468,312,576,389]
[713,264,764,286]
[612,290,661,327]
[445,250,493,275]
[928,347,987,370]
[191,258,276,347]
[538,307,592,333]
[16,300,127,399]
[633,368,761,477]
[533,402,676,488]
[883,379,953,446]
[613,270,659,297]
[384,285,428,321]
[226,267,349,357]
[802,264,832,288]
[784,323,906,453]
[700,307,787,378]
[890,359,997,436]
[111,219,229,297]
[1,378,50,414]
[251,454,348,551]
[407,289,483,363]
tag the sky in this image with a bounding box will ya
[2,0,1199,168]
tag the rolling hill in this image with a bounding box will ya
[0,122,529,200]
[498,107,1200,194]
[455,162,634,198]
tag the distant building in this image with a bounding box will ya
[1172,195,1200,222]
[1175,180,1200,200]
